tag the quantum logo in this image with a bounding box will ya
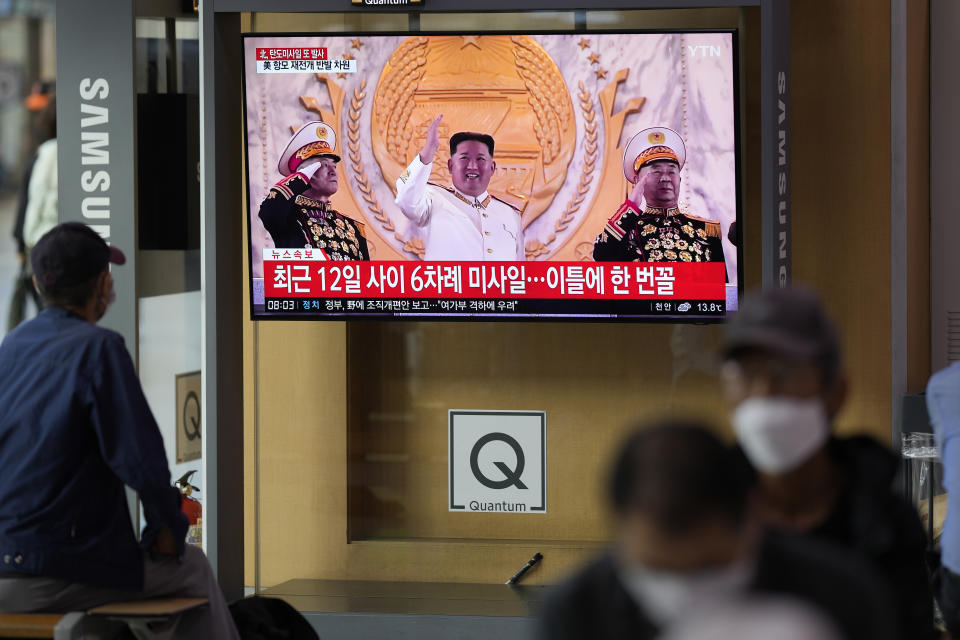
[470,432,527,490]
[449,410,547,514]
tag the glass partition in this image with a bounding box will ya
[134,14,204,542]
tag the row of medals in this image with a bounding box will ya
[638,221,712,262]
[304,209,362,259]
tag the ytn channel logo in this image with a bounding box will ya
[687,44,723,57]
[449,410,546,514]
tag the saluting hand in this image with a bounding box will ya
[419,114,443,165]
[297,157,326,180]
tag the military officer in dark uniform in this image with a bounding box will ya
[258,121,370,260]
[593,127,724,265]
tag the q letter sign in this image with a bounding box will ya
[449,410,546,514]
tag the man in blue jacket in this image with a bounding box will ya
[0,222,238,638]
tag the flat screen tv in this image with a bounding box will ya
[243,30,740,320]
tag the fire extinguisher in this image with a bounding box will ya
[176,470,202,547]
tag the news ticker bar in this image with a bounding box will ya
[262,259,726,301]
[255,59,357,74]
[263,298,726,317]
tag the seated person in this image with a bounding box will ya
[0,223,238,639]
[538,420,897,640]
[721,287,939,640]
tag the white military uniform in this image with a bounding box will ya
[394,156,524,261]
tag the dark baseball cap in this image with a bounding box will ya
[723,287,840,367]
[31,222,126,289]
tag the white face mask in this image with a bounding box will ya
[732,397,829,474]
[620,559,753,628]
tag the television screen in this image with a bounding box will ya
[243,30,740,320]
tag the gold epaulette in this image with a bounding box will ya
[271,173,308,201]
[684,213,723,238]
[433,183,499,211]
[294,194,327,210]
[490,194,522,214]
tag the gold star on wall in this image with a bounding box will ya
[460,35,482,49]
[342,51,355,61]
[351,38,363,49]
[578,38,590,50]
[595,68,608,79]
[337,73,347,80]
[588,52,600,65]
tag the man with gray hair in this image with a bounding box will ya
[0,223,239,639]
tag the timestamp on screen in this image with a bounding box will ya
[266,299,298,311]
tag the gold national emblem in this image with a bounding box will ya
[371,35,576,230]
[294,34,653,261]
[648,131,665,144]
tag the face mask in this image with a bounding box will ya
[732,397,829,474]
[620,559,753,628]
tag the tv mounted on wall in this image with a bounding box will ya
[243,30,740,320]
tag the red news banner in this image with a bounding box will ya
[263,250,725,301]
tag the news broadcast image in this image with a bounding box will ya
[243,32,739,320]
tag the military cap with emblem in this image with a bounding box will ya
[278,121,341,176]
[260,120,370,259]
[621,126,686,184]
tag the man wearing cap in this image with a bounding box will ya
[0,223,239,638]
[593,127,725,265]
[720,287,938,640]
[394,114,524,261]
[259,121,370,259]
